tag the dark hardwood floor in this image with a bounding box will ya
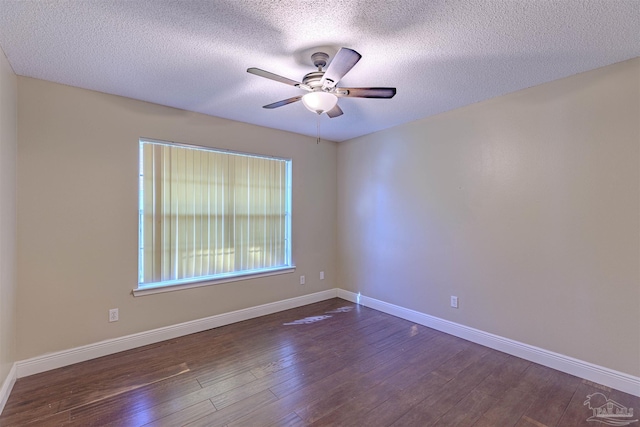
[1,298,638,426]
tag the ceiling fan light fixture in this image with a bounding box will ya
[248,47,395,119]
[301,91,338,115]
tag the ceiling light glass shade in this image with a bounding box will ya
[302,91,338,114]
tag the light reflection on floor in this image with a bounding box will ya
[283,315,333,325]
[326,306,353,314]
[283,306,354,326]
[98,364,191,425]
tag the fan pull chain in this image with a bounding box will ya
[316,114,320,144]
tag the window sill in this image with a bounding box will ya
[132,266,296,297]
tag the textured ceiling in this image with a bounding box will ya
[0,1,638,142]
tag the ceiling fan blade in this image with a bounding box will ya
[338,87,397,98]
[247,67,301,87]
[326,104,344,118]
[263,96,302,109]
[320,48,362,88]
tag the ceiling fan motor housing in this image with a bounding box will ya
[303,71,326,89]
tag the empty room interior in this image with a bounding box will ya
[0,1,639,426]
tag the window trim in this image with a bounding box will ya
[132,266,296,297]
[135,137,293,295]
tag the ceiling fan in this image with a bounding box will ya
[247,48,396,118]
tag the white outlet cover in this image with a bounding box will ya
[450,296,458,308]
[300,275,305,285]
[109,308,119,322]
[320,271,324,280]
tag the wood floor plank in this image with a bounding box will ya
[142,400,216,427]
[1,298,638,427]
[184,389,278,427]
[515,415,552,427]
[188,334,312,388]
[470,353,531,398]
[209,365,301,410]
[290,333,445,424]
[313,371,447,427]
[514,366,581,427]
[211,326,385,409]
[67,375,202,426]
[304,334,470,426]
[22,410,71,426]
[390,350,509,426]
[269,412,306,427]
[225,333,442,426]
[296,334,440,422]
[472,388,537,427]
[432,388,498,426]
[97,370,257,426]
[59,362,192,412]
[266,352,354,398]
[431,341,491,381]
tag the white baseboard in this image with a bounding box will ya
[15,289,338,379]
[0,363,16,415]
[337,289,640,397]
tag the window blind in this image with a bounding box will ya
[139,140,291,288]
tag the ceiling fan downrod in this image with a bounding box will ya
[310,52,329,71]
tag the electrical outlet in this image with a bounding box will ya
[300,275,305,285]
[450,296,458,309]
[320,271,325,280]
[109,308,119,322]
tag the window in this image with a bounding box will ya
[137,138,292,293]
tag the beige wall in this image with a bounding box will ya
[17,77,337,360]
[12,57,640,378]
[337,58,640,376]
[0,48,18,383]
